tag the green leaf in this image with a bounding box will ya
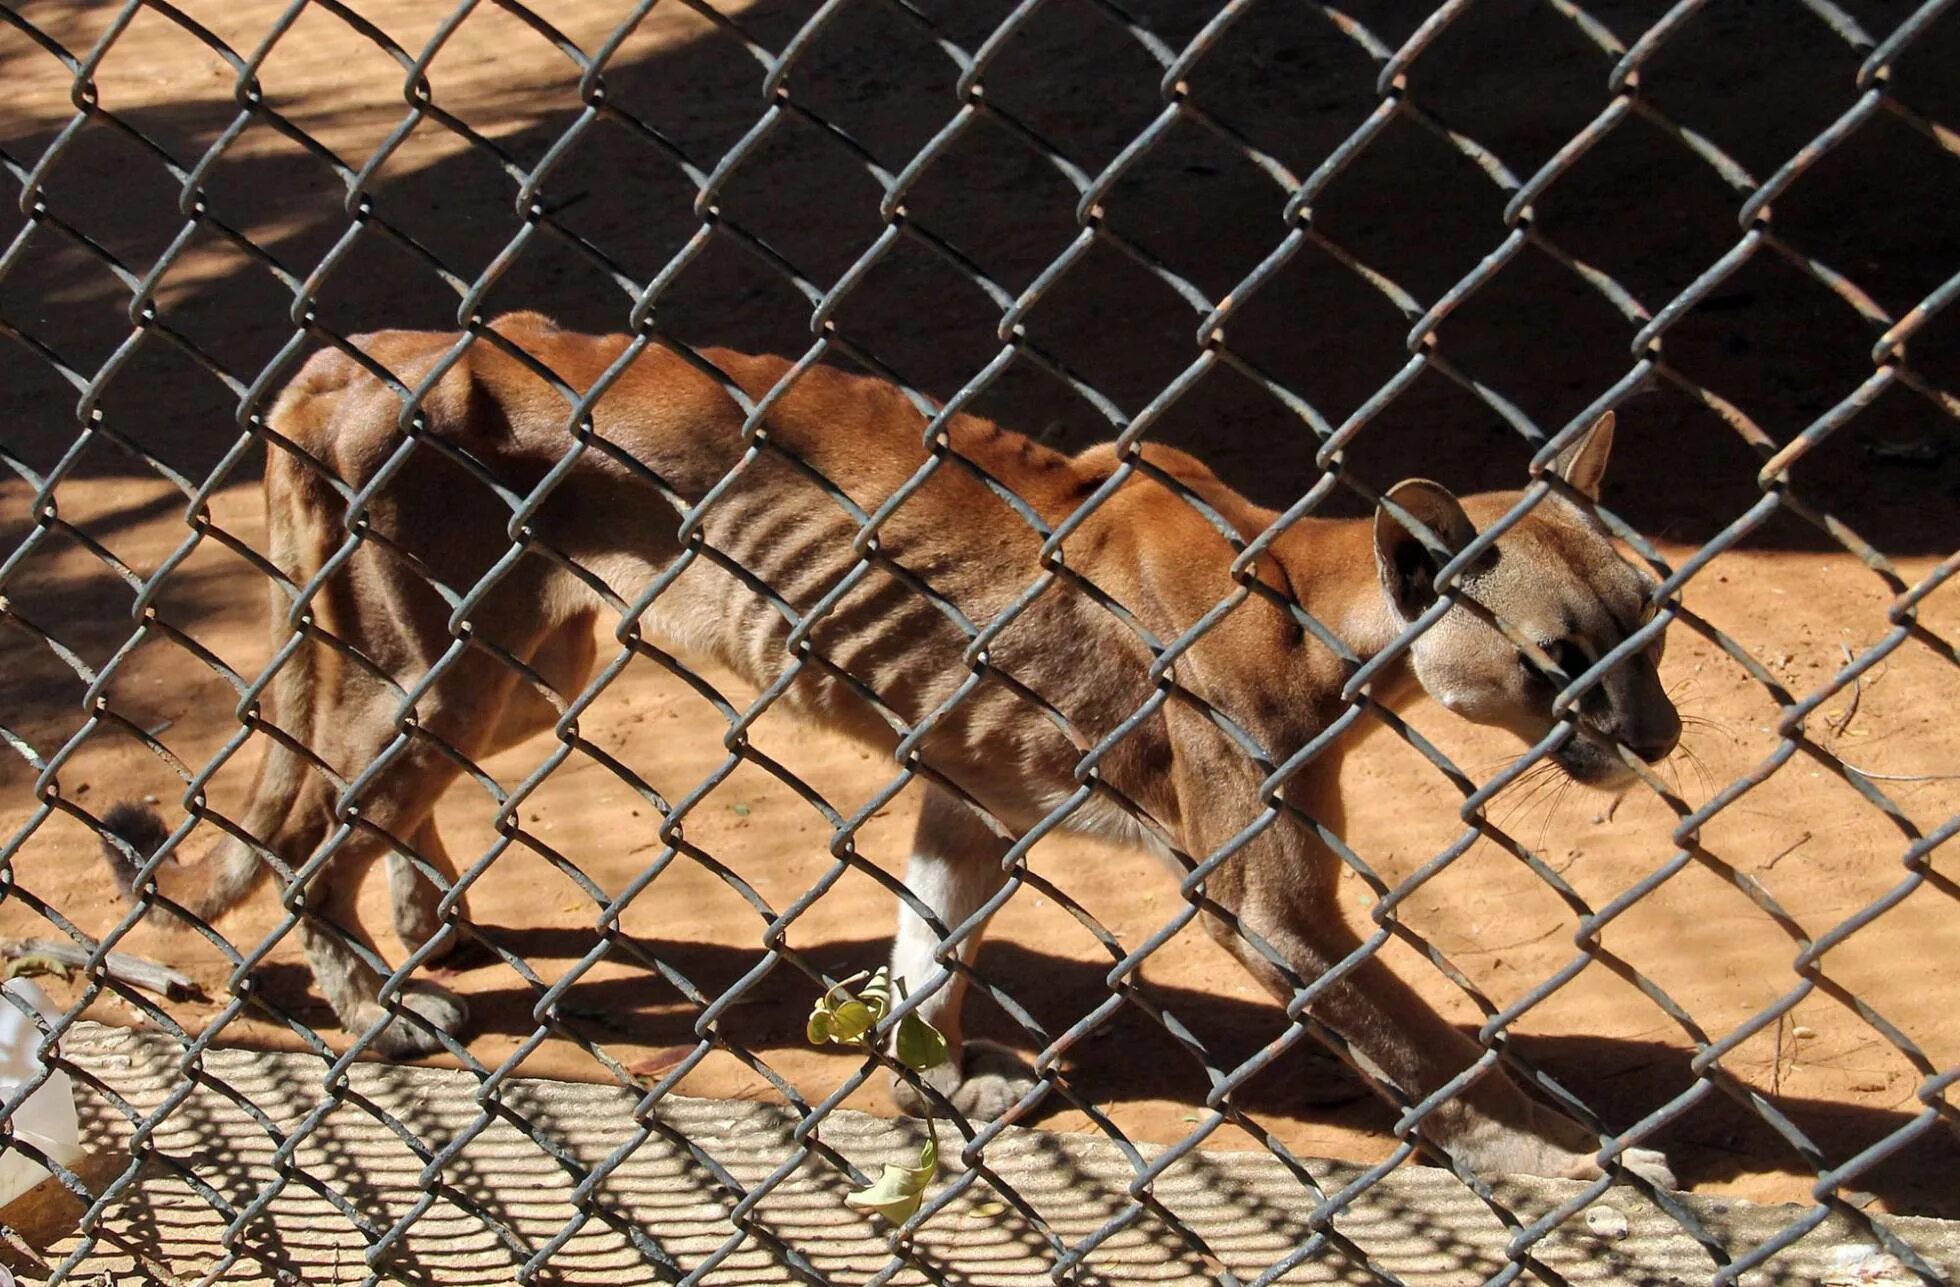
[4,953,70,982]
[895,1011,948,1071]
[857,966,893,1024]
[826,999,876,1044]
[844,1165,927,1224]
[808,970,877,1048]
[844,1137,937,1225]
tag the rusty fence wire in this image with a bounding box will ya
[0,0,1956,1283]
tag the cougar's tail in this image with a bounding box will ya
[99,801,268,925]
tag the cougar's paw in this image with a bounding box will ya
[1450,1102,1675,1190]
[1532,1100,1677,1190]
[890,1040,1038,1123]
[359,982,471,1059]
[1562,1145,1676,1191]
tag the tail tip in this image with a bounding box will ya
[99,801,169,895]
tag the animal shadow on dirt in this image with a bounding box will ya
[242,924,1959,1219]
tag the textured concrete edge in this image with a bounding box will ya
[0,1022,1948,1286]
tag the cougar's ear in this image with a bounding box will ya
[1551,411,1614,502]
[1373,479,1476,622]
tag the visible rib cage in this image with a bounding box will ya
[90,306,1688,1192]
[6,2,1952,1280]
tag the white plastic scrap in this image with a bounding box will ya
[0,979,82,1208]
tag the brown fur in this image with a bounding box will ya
[100,311,1678,1183]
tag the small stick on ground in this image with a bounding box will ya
[0,938,202,1001]
[1760,831,1811,871]
[1827,644,1863,737]
[1772,1019,1781,1097]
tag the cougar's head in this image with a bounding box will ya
[1371,413,1679,787]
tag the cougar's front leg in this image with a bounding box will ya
[886,787,1037,1122]
[1210,836,1675,1182]
[1179,750,1674,1187]
[1202,865,1672,1185]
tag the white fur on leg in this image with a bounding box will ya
[888,847,998,1044]
[885,824,1035,1122]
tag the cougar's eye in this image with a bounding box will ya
[1520,639,1591,681]
[1640,602,1668,662]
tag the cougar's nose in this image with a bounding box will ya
[1630,734,1676,763]
[1628,706,1681,763]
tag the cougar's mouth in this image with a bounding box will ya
[1551,728,1643,787]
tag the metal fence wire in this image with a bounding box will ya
[0,0,1956,1283]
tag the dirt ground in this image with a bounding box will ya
[2,0,1957,1224]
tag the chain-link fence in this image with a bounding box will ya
[1,0,1956,1283]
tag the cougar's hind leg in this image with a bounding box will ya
[386,614,597,966]
[387,819,464,964]
[272,671,472,1056]
[282,556,550,1055]
[239,532,473,1054]
[297,844,468,1060]
[259,331,607,1057]
[886,786,1036,1122]
[289,667,516,1058]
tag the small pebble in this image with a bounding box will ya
[1825,1245,1913,1285]
[1584,1204,1629,1240]
[1793,1025,1817,1039]
[142,793,159,805]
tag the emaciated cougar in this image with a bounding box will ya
[103,311,1680,1185]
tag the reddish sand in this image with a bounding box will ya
[2,0,1956,1222]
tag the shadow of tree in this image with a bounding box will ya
[2,0,1955,543]
[4,0,1957,756]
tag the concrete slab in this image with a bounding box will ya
[0,1023,1949,1285]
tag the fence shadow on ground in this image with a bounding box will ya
[223,926,1960,1220]
[24,1022,1947,1287]
[2,0,1955,553]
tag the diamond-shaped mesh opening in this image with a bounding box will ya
[1,0,1955,1283]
